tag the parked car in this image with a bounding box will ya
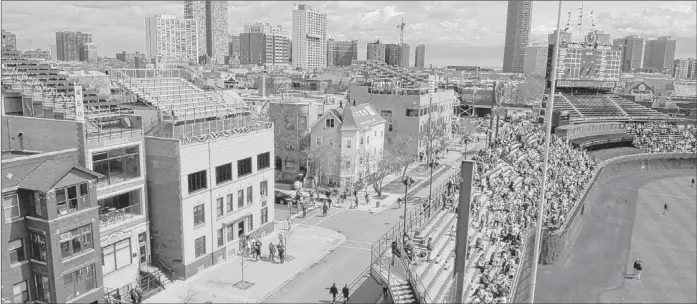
[275,190,293,204]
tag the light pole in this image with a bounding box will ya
[402,175,414,236]
[427,76,436,214]
[530,1,563,303]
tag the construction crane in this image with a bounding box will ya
[397,16,406,46]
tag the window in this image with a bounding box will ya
[60,224,93,259]
[9,239,25,264]
[216,198,224,217]
[215,164,232,184]
[275,157,283,169]
[101,238,131,274]
[237,158,252,177]
[299,115,308,130]
[91,146,140,186]
[261,207,269,224]
[188,170,207,193]
[325,118,335,128]
[237,190,244,208]
[257,152,270,170]
[28,231,47,262]
[346,140,352,148]
[195,236,206,258]
[13,281,28,303]
[316,137,322,146]
[381,110,393,117]
[406,109,419,117]
[247,215,254,232]
[345,160,351,169]
[193,204,205,227]
[260,181,268,197]
[226,194,233,213]
[63,264,96,301]
[360,137,364,145]
[3,195,20,220]
[34,274,51,302]
[56,183,88,216]
[227,224,234,242]
[247,186,253,204]
[217,228,224,247]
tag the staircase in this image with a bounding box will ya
[139,264,173,288]
[605,95,629,117]
[391,279,417,304]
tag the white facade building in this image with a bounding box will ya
[145,14,200,64]
[292,4,327,70]
[245,22,290,38]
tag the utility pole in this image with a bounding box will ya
[530,1,563,303]
[427,75,436,215]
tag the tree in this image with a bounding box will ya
[457,118,478,155]
[306,146,339,189]
[420,119,450,160]
[362,149,393,197]
[389,132,417,179]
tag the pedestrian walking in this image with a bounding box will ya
[130,284,143,304]
[322,203,329,217]
[255,238,262,261]
[365,192,370,204]
[286,216,293,232]
[426,237,434,262]
[330,283,339,303]
[302,203,307,217]
[633,258,643,280]
[278,244,285,263]
[269,242,276,262]
[381,280,389,299]
[691,177,695,188]
[342,284,350,303]
[663,202,669,215]
[354,195,359,209]
[397,197,402,208]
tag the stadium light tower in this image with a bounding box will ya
[529,1,564,303]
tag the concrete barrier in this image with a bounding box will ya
[512,152,697,303]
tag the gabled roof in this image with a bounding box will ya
[341,103,386,131]
[310,108,344,130]
[2,159,102,193]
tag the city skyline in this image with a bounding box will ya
[1,1,695,68]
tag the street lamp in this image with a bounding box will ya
[426,75,436,214]
[402,175,415,236]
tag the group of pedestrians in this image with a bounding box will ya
[328,283,350,304]
[241,234,287,263]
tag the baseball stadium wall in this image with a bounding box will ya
[511,152,697,303]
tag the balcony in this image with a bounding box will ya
[98,190,143,228]
[92,146,141,188]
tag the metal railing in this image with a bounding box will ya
[99,203,143,227]
[397,243,434,304]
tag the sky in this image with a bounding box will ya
[2,1,696,68]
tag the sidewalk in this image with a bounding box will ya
[144,222,346,304]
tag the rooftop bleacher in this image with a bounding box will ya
[549,93,668,122]
[110,68,271,144]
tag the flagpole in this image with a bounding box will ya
[529,0,563,303]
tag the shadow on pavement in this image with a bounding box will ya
[348,275,382,304]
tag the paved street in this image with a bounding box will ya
[264,136,486,303]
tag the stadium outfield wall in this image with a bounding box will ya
[511,152,697,303]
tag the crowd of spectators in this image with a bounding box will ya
[458,119,597,303]
[627,122,697,153]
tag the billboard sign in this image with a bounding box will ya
[74,85,85,122]
[556,80,617,88]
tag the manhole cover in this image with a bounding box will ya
[232,280,254,290]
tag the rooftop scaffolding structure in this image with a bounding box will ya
[109,68,271,145]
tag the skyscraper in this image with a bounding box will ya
[2,29,17,49]
[400,44,410,68]
[385,44,401,66]
[145,14,199,64]
[240,33,266,65]
[673,58,696,80]
[415,44,426,69]
[327,39,358,67]
[55,31,92,61]
[81,42,98,62]
[292,4,327,70]
[245,22,291,66]
[593,30,612,45]
[229,34,240,59]
[502,0,532,73]
[613,35,645,72]
[185,0,228,64]
[643,36,677,73]
[367,40,386,63]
